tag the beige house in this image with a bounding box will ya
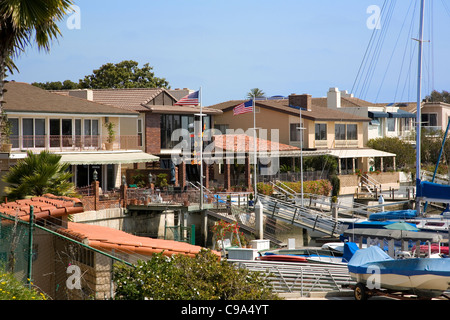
[209,88,397,176]
[0,82,158,193]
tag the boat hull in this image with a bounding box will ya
[348,258,450,298]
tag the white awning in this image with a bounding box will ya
[328,148,396,159]
[59,151,159,165]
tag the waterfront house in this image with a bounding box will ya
[0,82,158,194]
[58,87,223,188]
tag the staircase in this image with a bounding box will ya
[256,194,344,237]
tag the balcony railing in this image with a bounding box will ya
[9,135,143,151]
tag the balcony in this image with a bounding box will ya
[9,135,143,152]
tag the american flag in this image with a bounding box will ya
[174,90,199,106]
[233,100,253,115]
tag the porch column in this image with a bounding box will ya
[352,158,356,174]
[393,156,396,171]
[245,154,252,191]
[380,157,384,172]
[338,158,341,175]
[224,162,231,191]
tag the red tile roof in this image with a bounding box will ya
[0,194,84,221]
[0,193,218,258]
[58,222,221,258]
[213,134,300,153]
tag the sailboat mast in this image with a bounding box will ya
[415,0,426,216]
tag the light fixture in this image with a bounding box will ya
[93,170,98,181]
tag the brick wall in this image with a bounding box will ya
[145,112,161,154]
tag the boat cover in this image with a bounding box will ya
[369,209,417,221]
[417,181,450,203]
[347,246,393,273]
[342,242,359,262]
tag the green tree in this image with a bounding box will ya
[0,0,72,115]
[424,90,450,103]
[31,79,79,90]
[367,137,415,169]
[79,60,170,89]
[247,88,265,99]
[113,250,280,300]
[2,150,76,201]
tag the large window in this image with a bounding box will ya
[160,114,211,149]
[335,123,357,140]
[290,123,304,142]
[315,123,327,140]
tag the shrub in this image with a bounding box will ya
[0,270,47,300]
[113,249,281,300]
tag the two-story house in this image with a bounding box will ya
[0,82,158,194]
[58,87,223,188]
[209,87,397,178]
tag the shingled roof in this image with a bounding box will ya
[3,82,138,115]
[208,98,370,122]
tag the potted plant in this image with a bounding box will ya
[0,110,12,152]
[104,121,115,150]
[248,192,254,206]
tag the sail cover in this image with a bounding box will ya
[416,181,450,203]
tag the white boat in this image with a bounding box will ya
[348,246,450,298]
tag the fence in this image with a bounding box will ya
[230,259,354,296]
[0,212,135,300]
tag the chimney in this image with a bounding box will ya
[327,87,341,109]
[68,89,93,101]
[288,93,312,111]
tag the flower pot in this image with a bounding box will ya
[1,144,12,152]
[105,142,113,150]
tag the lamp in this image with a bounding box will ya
[122,174,126,186]
[148,173,153,185]
[93,170,98,181]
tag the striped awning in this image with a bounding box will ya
[59,151,159,165]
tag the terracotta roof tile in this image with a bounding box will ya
[213,134,300,153]
[0,194,83,221]
[59,222,220,258]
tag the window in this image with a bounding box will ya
[9,118,19,148]
[315,123,327,140]
[422,113,437,127]
[290,123,299,141]
[346,124,357,140]
[335,123,357,140]
[387,118,395,132]
[137,118,143,147]
[160,114,210,149]
[23,118,46,148]
[335,124,346,140]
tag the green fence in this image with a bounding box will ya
[0,211,136,300]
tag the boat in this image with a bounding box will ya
[257,254,307,263]
[348,246,450,298]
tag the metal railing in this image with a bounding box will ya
[230,259,354,296]
[10,134,142,151]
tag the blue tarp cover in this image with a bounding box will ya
[417,181,450,201]
[369,209,417,221]
[342,242,359,262]
[347,246,393,274]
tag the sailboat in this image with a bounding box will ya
[347,0,450,300]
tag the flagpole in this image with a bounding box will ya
[253,96,257,199]
[199,86,203,211]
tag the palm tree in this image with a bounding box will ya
[0,0,73,119]
[247,88,265,99]
[3,150,76,201]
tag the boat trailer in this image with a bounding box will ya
[343,283,450,301]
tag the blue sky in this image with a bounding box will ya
[9,0,450,106]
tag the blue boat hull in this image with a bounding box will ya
[348,246,450,298]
